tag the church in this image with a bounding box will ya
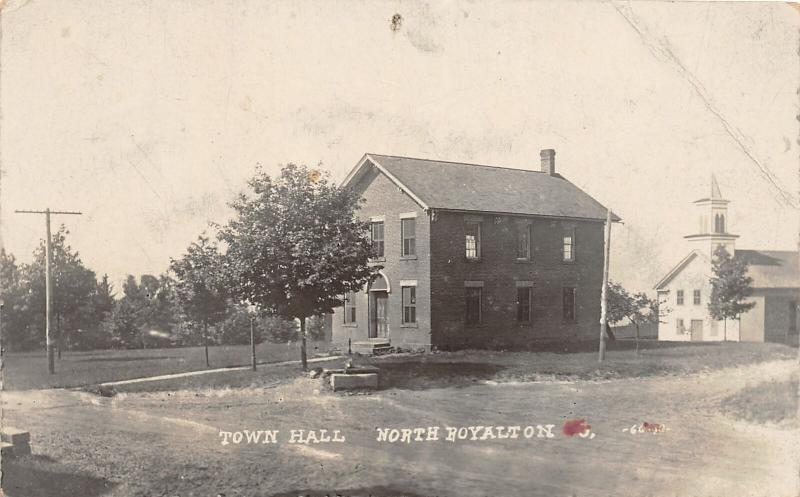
[654,176,799,343]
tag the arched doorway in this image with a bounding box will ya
[368,273,389,338]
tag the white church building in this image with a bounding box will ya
[654,176,799,343]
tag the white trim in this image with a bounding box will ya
[515,280,534,288]
[464,280,484,288]
[400,279,418,287]
[654,250,700,290]
[369,270,391,293]
[399,211,418,219]
[369,215,386,222]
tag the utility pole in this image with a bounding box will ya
[599,208,612,363]
[15,209,82,374]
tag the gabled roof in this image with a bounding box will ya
[654,249,800,291]
[343,153,620,222]
[654,250,702,290]
[736,250,800,289]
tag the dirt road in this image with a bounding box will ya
[2,359,797,497]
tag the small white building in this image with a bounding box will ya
[654,176,799,343]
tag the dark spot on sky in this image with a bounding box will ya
[390,13,403,32]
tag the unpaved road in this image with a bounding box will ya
[2,360,798,497]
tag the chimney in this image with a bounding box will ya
[540,149,556,176]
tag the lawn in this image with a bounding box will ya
[720,375,799,426]
[104,340,797,394]
[2,340,334,390]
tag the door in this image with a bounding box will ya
[690,320,704,341]
[369,291,389,338]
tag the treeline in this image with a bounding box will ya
[0,227,324,353]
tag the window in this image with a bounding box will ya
[402,286,416,324]
[343,292,357,324]
[401,218,416,257]
[516,224,532,260]
[562,287,576,322]
[676,318,685,334]
[676,290,684,306]
[516,287,532,323]
[370,221,384,258]
[466,287,482,324]
[465,221,481,260]
[562,229,575,262]
[693,289,701,305]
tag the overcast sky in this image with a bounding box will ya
[1,0,797,293]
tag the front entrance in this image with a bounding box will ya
[369,291,388,338]
[690,320,704,341]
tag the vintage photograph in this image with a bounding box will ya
[0,1,798,496]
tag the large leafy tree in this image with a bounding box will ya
[220,163,378,369]
[607,281,665,354]
[170,234,229,366]
[16,227,99,351]
[0,249,29,351]
[109,274,177,349]
[708,245,755,340]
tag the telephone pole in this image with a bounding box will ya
[15,208,82,374]
[599,208,612,363]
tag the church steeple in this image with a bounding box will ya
[684,174,738,259]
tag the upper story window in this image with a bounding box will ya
[370,221,384,259]
[465,221,481,260]
[693,289,701,305]
[714,214,726,233]
[516,223,532,260]
[562,287,576,322]
[401,217,416,257]
[562,229,575,262]
[343,291,357,324]
[676,290,684,306]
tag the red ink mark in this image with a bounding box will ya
[641,422,665,433]
[562,419,591,437]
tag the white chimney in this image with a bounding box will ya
[540,149,556,176]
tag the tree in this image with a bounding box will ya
[220,163,379,370]
[108,274,178,349]
[14,227,99,352]
[170,234,229,366]
[0,249,29,351]
[708,245,755,341]
[607,281,664,354]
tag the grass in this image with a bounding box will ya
[1,340,334,390]
[720,375,799,426]
[102,340,796,394]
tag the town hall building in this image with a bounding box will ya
[654,176,799,343]
[331,150,618,353]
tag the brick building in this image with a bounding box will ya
[331,151,618,352]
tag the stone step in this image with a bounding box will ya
[1,427,31,456]
[351,340,391,356]
[330,372,379,391]
[0,441,14,458]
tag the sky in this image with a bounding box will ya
[1,0,797,294]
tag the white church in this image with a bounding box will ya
[654,176,799,343]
